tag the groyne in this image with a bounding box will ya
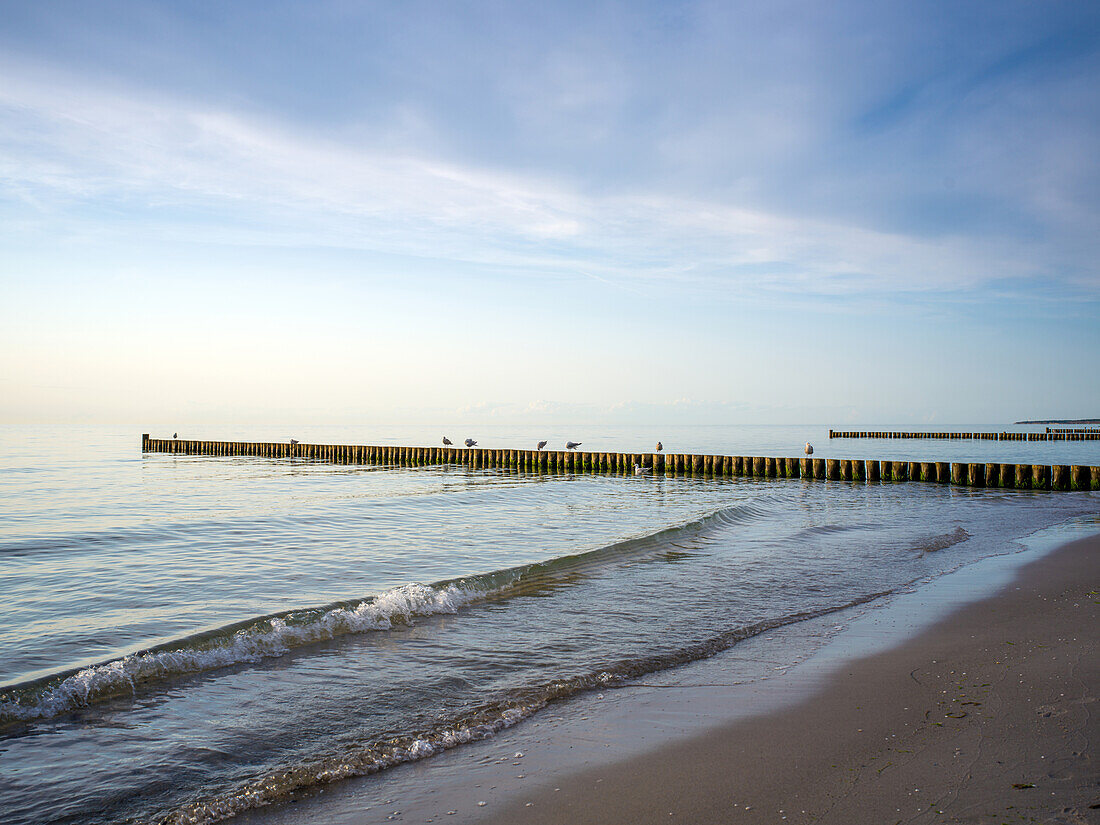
[829,429,1100,441]
[142,436,1099,491]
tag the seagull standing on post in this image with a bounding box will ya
[537,440,547,451]
[566,441,581,450]
[655,441,663,453]
[442,436,453,446]
[464,438,477,448]
[173,433,177,439]
[805,442,814,456]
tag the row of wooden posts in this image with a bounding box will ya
[143,436,1100,491]
[829,429,1100,442]
[1046,427,1100,434]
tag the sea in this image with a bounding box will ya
[1,423,1098,825]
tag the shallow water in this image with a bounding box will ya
[0,425,1096,825]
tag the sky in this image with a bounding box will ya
[1,0,1098,428]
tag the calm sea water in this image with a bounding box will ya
[1,424,1097,825]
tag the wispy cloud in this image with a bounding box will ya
[2,54,1091,300]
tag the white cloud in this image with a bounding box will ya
[0,59,1088,297]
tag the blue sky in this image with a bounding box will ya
[1,0,1098,427]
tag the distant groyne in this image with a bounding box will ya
[142,436,1099,491]
[829,429,1100,441]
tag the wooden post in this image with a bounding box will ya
[751,456,764,476]
[1052,465,1070,491]
[920,462,936,482]
[1069,465,1091,491]
[1014,464,1031,489]
[840,459,852,481]
[951,463,966,485]
[852,459,865,481]
[867,460,880,481]
[984,463,1001,488]
[813,458,826,479]
[932,462,948,484]
[968,463,985,487]
[799,457,812,478]
[1031,465,1050,490]
[826,458,840,480]
[891,461,908,481]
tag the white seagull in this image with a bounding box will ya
[565,441,581,450]
[805,442,814,455]
[633,463,651,476]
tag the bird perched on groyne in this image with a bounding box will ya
[290,439,299,445]
[655,441,663,452]
[805,442,814,455]
[566,441,581,450]
[173,433,177,439]
[442,436,452,446]
[537,440,547,450]
[464,438,477,447]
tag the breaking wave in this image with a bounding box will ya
[155,589,892,825]
[0,501,769,726]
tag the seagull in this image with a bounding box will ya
[805,442,814,455]
[566,441,581,450]
[464,438,477,448]
[633,463,651,476]
[655,441,663,452]
[290,439,299,445]
[173,433,178,439]
[537,440,547,450]
[442,436,453,446]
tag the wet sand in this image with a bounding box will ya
[481,535,1099,825]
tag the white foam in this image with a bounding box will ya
[0,583,478,724]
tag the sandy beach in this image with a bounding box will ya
[481,535,1099,825]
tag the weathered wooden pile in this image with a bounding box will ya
[143,436,1100,491]
[829,429,1100,441]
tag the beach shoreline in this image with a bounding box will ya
[478,534,1099,825]
[231,524,1099,825]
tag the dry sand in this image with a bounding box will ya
[481,535,1099,825]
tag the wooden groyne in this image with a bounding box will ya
[829,429,1100,442]
[1046,427,1100,434]
[142,436,1100,491]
